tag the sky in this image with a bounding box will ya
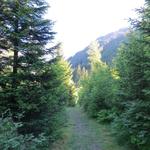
[46,0,145,58]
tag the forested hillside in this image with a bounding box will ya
[69,28,128,68]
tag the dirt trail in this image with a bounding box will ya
[52,107,129,150]
[65,107,102,150]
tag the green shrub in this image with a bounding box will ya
[0,115,49,150]
[97,109,116,123]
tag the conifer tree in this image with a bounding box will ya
[73,65,88,84]
[87,40,103,70]
[54,47,76,107]
[0,0,56,135]
[114,1,150,148]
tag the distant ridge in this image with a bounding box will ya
[69,28,128,68]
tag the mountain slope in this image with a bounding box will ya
[69,28,128,68]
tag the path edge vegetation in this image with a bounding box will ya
[0,0,149,150]
[52,107,131,150]
[0,0,76,149]
[78,1,150,150]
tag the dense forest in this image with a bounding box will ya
[0,0,150,150]
[78,1,150,150]
[0,0,75,149]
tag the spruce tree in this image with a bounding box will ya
[87,40,103,70]
[54,48,76,107]
[0,0,56,135]
[114,1,150,148]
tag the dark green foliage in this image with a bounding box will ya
[79,1,150,150]
[0,112,49,150]
[79,31,150,150]
[114,3,150,146]
[0,0,56,135]
[0,0,75,148]
[114,31,150,150]
[97,109,116,123]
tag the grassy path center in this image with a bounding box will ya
[65,107,102,150]
[52,107,129,150]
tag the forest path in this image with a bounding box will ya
[52,107,129,150]
[64,107,102,150]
